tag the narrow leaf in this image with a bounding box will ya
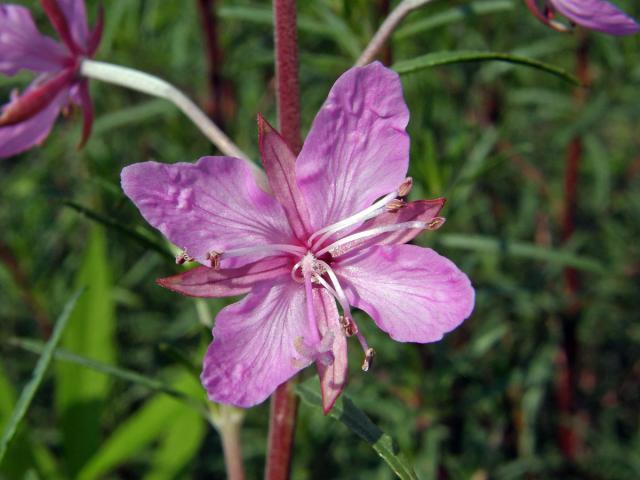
[393,50,579,85]
[0,289,83,464]
[296,379,418,480]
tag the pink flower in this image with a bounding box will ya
[121,63,475,413]
[525,0,639,35]
[0,0,103,158]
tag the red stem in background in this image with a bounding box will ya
[376,0,392,65]
[265,2,301,480]
[196,0,226,128]
[556,32,589,462]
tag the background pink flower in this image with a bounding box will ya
[0,0,103,158]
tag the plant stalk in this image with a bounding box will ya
[79,60,258,173]
[355,0,436,66]
[214,406,246,480]
[265,2,301,479]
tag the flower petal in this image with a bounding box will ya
[331,199,446,257]
[121,157,296,268]
[0,87,67,159]
[201,280,311,407]
[157,257,291,298]
[296,62,410,230]
[550,0,640,35]
[0,5,67,76]
[258,114,312,239]
[314,288,347,414]
[57,0,90,48]
[335,245,474,343]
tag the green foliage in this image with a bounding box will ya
[1,0,639,478]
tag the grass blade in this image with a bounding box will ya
[393,50,579,85]
[296,378,418,480]
[0,289,83,464]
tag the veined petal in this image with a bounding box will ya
[157,257,291,298]
[331,199,446,257]
[57,0,90,49]
[550,0,640,35]
[0,5,67,75]
[121,157,296,268]
[296,62,410,230]
[258,114,312,239]
[201,280,311,407]
[0,87,68,158]
[335,245,474,343]
[315,288,347,414]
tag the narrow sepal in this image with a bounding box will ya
[39,0,82,54]
[88,5,104,56]
[77,79,93,149]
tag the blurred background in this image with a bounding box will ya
[1,0,639,478]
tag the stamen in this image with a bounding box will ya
[315,221,428,257]
[398,177,413,197]
[221,243,307,263]
[338,315,358,337]
[385,199,406,212]
[175,250,194,265]
[205,250,221,269]
[427,217,446,230]
[309,191,399,250]
[361,348,376,372]
[303,267,321,344]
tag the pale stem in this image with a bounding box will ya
[355,0,437,67]
[79,60,264,178]
[210,405,246,480]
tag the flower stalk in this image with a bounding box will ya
[265,1,301,479]
[79,59,256,170]
[355,0,436,67]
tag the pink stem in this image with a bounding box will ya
[264,2,301,480]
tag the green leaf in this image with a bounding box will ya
[77,372,204,480]
[64,202,173,258]
[0,289,83,465]
[9,337,205,411]
[392,50,579,85]
[395,0,514,39]
[296,379,419,480]
[435,234,606,273]
[55,228,116,476]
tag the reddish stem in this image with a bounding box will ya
[265,2,301,480]
[556,32,589,462]
[196,0,226,128]
[273,0,301,154]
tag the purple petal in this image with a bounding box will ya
[332,199,446,257]
[258,114,312,240]
[335,245,474,343]
[296,62,410,230]
[201,280,311,407]
[315,288,347,414]
[0,87,68,158]
[157,257,291,298]
[550,0,640,35]
[57,0,90,49]
[0,5,67,75]
[121,157,296,268]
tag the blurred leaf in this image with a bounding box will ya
[436,234,606,273]
[393,51,579,85]
[55,228,116,476]
[396,0,514,39]
[77,373,204,480]
[143,404,207,480]
[64,202,172,257]
[296,378,419,480]
[9,337,205,411]
[0,289,83,464]
[92,99,175,137]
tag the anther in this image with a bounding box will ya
[427,217,446,230]
[339,315,358,337]
[175,250,194,265]
[205,250,222,269]
[361,348,376,372]
[385,199,406,212]
[398,177,413,197]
